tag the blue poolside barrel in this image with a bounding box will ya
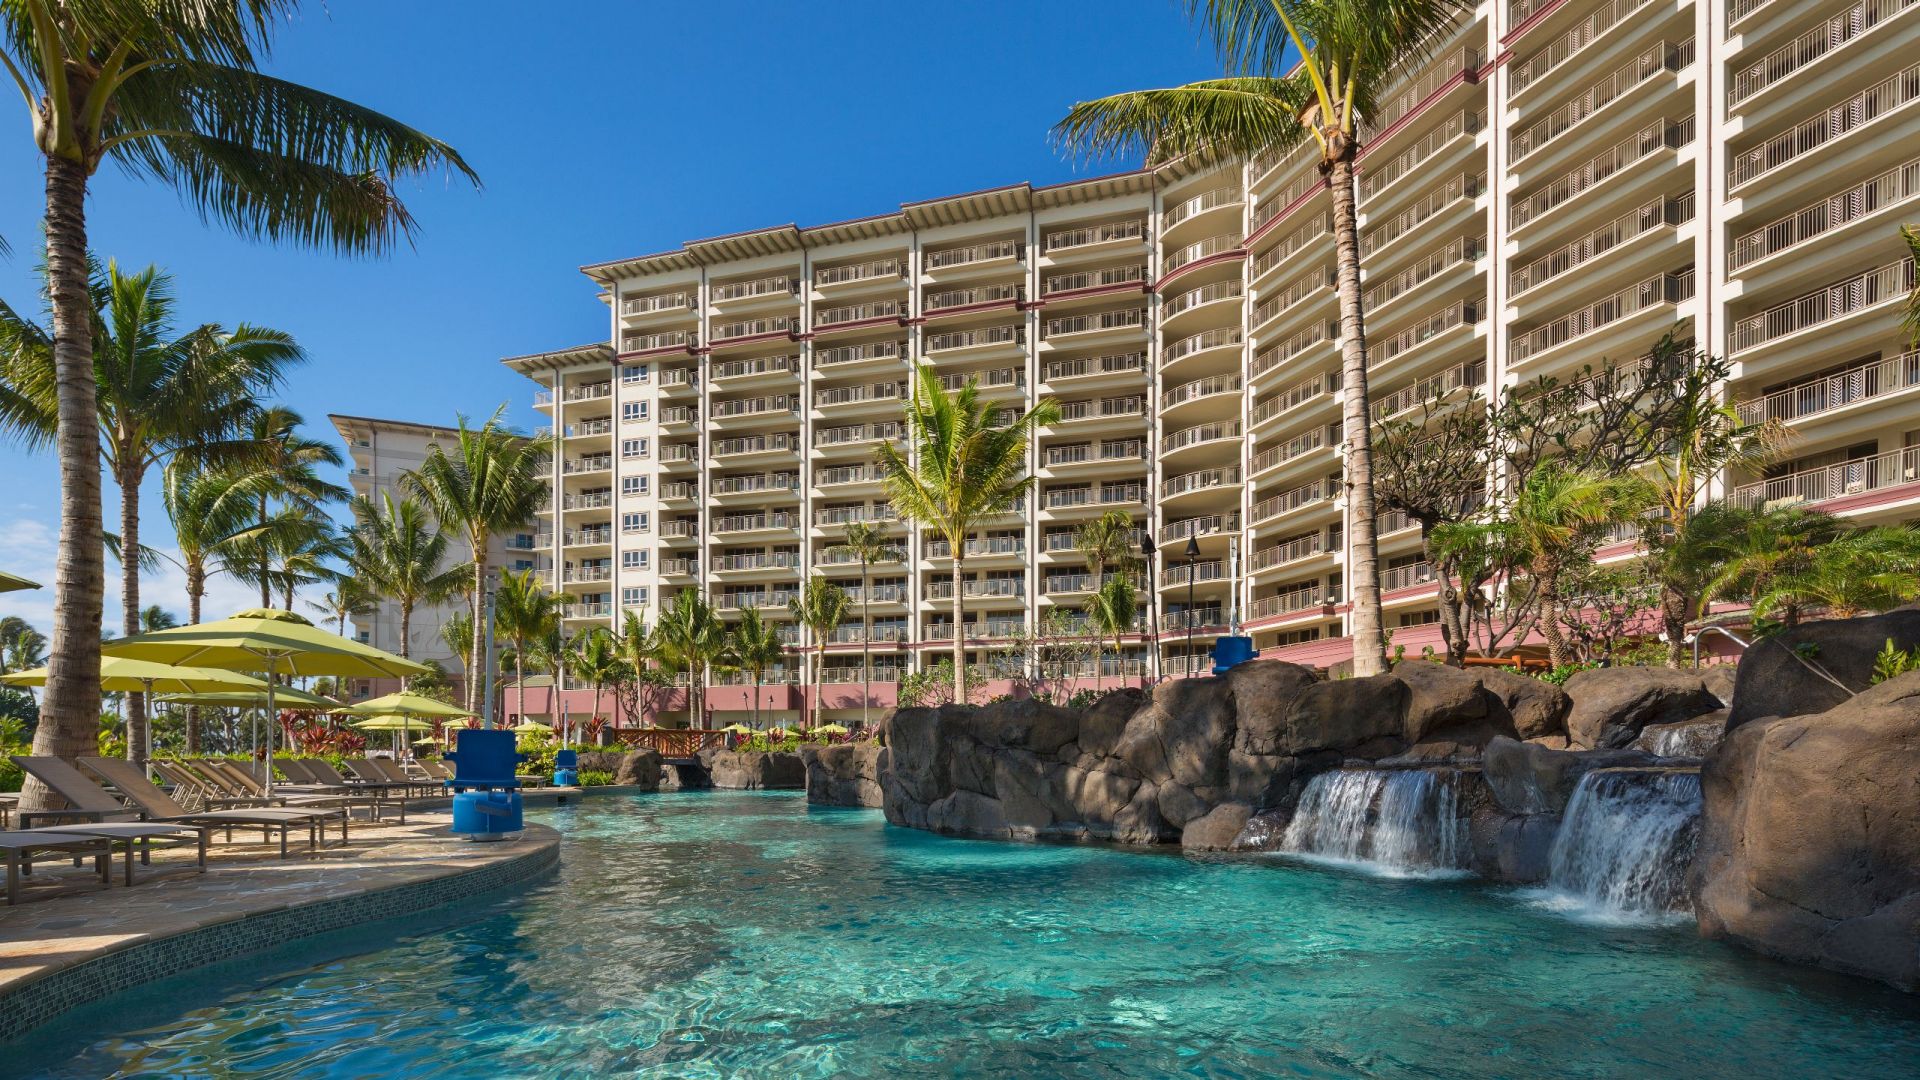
[553,748,579,788]
[1211,635,1258,675]
[451,790,523,841]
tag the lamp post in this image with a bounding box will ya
[1140,532,1159,685]
[1185,535,1201,678]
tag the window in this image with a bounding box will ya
[510,559,534,573]
[621,438,647,459]
[622,363,648,384]
[622,476,648,496]
[622,401,648,423]
[622,586,648,608]
[622,549,648,569]
[622,512,649,533]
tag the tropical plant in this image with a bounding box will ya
[230,501,344,609]
[0,3,475,798]
[727,607,787,731]
[1753,526,1920,623]
[306,579,372,637]
[1871,637,1920,685]
[788,577,852,724]
[568,627,623,736]
[440,611,475,704]
[653,589,728,727]
[345,492,466,666]
[1083,574,1139,688]
[405,410,552,711]
[1053,0,1470,675]
[877,366,1058,702]
[828,520,900,729]
[0,618,48,674]
[159,462,267,625]
[1073,510,1142,579]
[1509,463,1650,668]
[238,406,346,606]
[1903,224,1920,347]
[494,568,561,726]
[1703,505,1844,624]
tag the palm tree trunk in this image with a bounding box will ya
[814,642,824,724]
[951,554,966,704]
[469,554,486,713]
[860,557,871,729]
[1540,566,1570,668]
[515,653,527,723]
[1327,149,1388,678]
[120,462,149,766]
[1662,586,1690,668]
[23,153,106,815]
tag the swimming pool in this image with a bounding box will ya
[11,792,1920,1078]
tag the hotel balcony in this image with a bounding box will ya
[660,557,698,577]
[559,491,613,513]
[659,405,698,427]
[712,511,802,537]
[1250,478,1336,533]
[1250,533,1328,576]
[814,545,905,569]
[1162,279,1245,334]
[813,338,909,373]
[1365,236,1481,318]
[924,578,1026,602]
[660,519,700,542]
[1252,211,1333,288]
[1359,110,1480,214]
[1507,40,1686,176]
[1041,263,1147,304]
[1162,234,1240,278]
[1044,571,1145,597]
[1728,60,1920,205]
[813,422,904,455]
[1727,155,1920,293]
[1160,465,1241,505]
[657,366,699,395]
[1049,394,1146,433]
[1508,271,1692,376]
[563,417,612,440]
[813,503,898,529]
[1039,351,1146,393]
[1730,445,1920,517]
[923,238,1024,277]
[717,590,799,612]
[1509,118,1690,237]
[1160,372,1243,421]
[1508,0,1657,105]
[813,463,887,489]
[618,331,690,355]
[711,551,803,575]
[561,455,612,476]
[1248,584,1328,622]
[924,323,1025,358]
[925,535,1026,563]
[1158,512,1241,546]
[710,353,801,386]
[1041,307,1147,351]
[1735,350,1920,439]
[1040,218,1146,263]
[1039,438,1145,475]
[933,367,1025,398]
[1729,0,1920,124]
[710,314,797,346]
[813,379,907,415]
[923,283,1021,315]
[814,256,906,293]
[710,472,800,500]
[1161,419,1243,462]
[1162,327,1244,377]
[1250,324,1335,393]
[711,274,799,308]
[1251,267,1334,337]
[1161,187,1243,250]
[618,290,695,324]
[710,394,801,426]
[815,298,904,331]
[1381,561,1439,597]
[562,526,613,550]
[1371,359,1486,423]
[1726,259,1915,377]
[558,565,613,586]
[1251,425,1336,483]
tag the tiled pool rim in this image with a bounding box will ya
[0,823,561,1043]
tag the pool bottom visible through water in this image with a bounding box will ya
[10,792,1920,1079]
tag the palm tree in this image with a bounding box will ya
[827,521,901,729]
[1084,574,1140,690]
[878,367,1059,703]
[533,622,579,739]
[728,607,786,732]
[1054,0,1469,676]
[1754,526,1920,623]
[1704,505,1844,624]
[441,612,475,707]
[242,406,347,606]
[1510,463,1650,668]
[0,5,476,792]
[0,619,48,674]
[1074,510,1141,579]
[345,492,467,664]
[160,463,266,625]
[1902,225,1920,347]
[654,589,727,727]
[569,628,621,737]
[405,411,552,711]
[495,568,561,726]
[788,578,852,726]
[306,579,371,638]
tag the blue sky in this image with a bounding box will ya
[0,0,1217,632]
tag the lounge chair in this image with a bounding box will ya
[25,822,209,885]
[151,760,279,812]
[199,760,392,823]
[10,756,342,857]
[0,830,112,905]
[368,759,435,797]
[418,759,453,782]
[338,758,417,793]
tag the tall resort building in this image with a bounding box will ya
[330,414,541,700]
[506,0,1920,724]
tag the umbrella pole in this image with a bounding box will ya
[264,657,278,797]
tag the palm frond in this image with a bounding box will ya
[1052,77,1310,165]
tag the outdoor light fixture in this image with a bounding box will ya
[1185,535,1201,679]
[1140,533,1159,684]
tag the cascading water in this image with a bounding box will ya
[1534,768,1702,923]
[1280,767,1470,877]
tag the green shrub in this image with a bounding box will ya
[1536,662,1597,686]
[578,769,614,787]
[1871,638,1920,685]
[0,756,21,793]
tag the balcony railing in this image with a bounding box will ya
[711,551,803,573]
[1730,0,1920,107]
[620,292,693,317]
[1054,396,1146,422]
[561,565,613,583]
[1381,561,1438,591]
[1161,465,1241,499]
[1044,308,1146,338]
[659,406,697,425]
[1736,350,1920,425]
[712,354,800,381]
[711,473,799,496]
[1164,186,1242,229]
[1250,170,1319,234]
[1361,173,1479,257]
[1249,586,1325,620]
[1729,60,1920,190]
[563,382,611,402]
[1044,264,1145,295]
[712,275,795,302]
[1511,120,1685,229]
[1251,426,1332,473]
[563,527,613,547]
[1512,198,1676,293]
[717,590,798,611]
[1044,439,1144,467]
[712,432,800,456]
[660,557,698,576]
[1161,373,1243,411]
[1367,47,1483,135]
[926,324,1024,352]
[1372,360,1486,420]
[560,492,612,510]
[1251,212,1332,279]
[815,299,902,327]
[813,504,897,526]
[660,519,700,539]
[1163,234,1239,273]
[1359,111,1480,203]
[1510,0,1655,97]
[1368,237,1478,312]
[659,367,698,389]
[1044,486,1092,509]
[1729,156,1920,271]
[562,456,612,474]
[814,546,904,567]
[713,512,801,533]
[925,283,1020,311]
[1044,219,1145,252]
[1375,301,1478,366]
[925,239,1022,269]
[1161,560,1226,587]
[621,331,688,353]
[711,315,795,342]
[1510,272,1692,363]
[815,257,903,286]
[565,418,613,438]
[814,339,907,368]
[814,422,902,448]
[1510,42,1676,161]
[1164,279,1244,319]
[814,464,885,486]
[1251,479,1333,523]
[1161,420,1242,455]
[927,535,1025,559]
[1251,372,1333,426]
[1251,534,1324,571]
[1252,267,1333,327]
[934,367,1023,393]
[1731,445,1920,509]
[1044,352,1145,382]
[1165,327,1244,364]
[1099,482,1146,505]
[711,394,799,418]
[1158,512,1240,544]
[1252,323,1333,379]
[1727,259,1914,355]
[814,381,906,408]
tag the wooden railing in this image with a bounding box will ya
[609,728,729,759]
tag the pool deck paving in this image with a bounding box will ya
[0,807,563,1025]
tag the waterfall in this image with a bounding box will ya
[1280,768,1470,877]
[1534,769,1701,923]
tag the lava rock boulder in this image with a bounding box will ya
[1564,667,1719,749]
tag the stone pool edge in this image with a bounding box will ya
[0,824,561,1044]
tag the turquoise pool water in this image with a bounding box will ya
[11,792,1920,1078]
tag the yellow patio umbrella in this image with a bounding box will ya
[810,723,850,736]
[353,714,437,732]
[3,658,271,765]
[0,571,40,593]
[721,723,754,734]
[511,719,552,735]
[153,687,340,710]
[344,691,473,721]
[102,609,430,794]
